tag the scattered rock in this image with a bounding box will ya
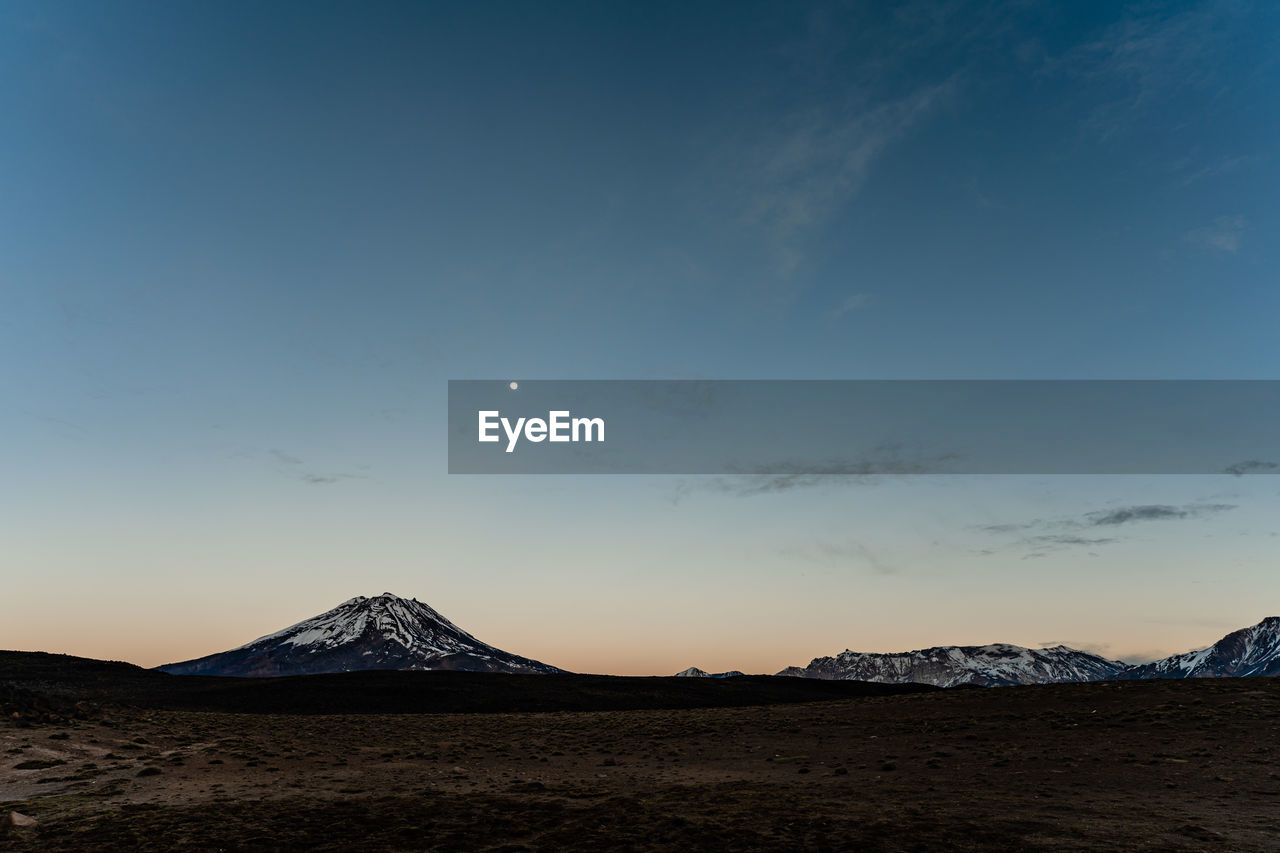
[8,811,37,828]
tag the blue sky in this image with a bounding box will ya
[2,1,1278,673]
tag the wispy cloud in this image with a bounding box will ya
[1027,534,1121,548]
[782,540,899,575]
[268,448,363,486]
[1185,215,1246,253]
[703,0,1033,283]
[1176,154,1258,188]
[829,292,872,319]
[1224,459,1279,477]
[1084,503,1235,526]
[270,450,304,466]
[977,501,1237,558]
[746,80,959,277]
[986,502,1237,533]
[1050,1,1238,143]
[683,449,962,499]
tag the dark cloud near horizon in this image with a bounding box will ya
[1084,504,1235,527]
[978,502,1237,558]
[1029,534,1121,547]
[1224,460,1279,476]
[978,521,1042,534]
[980,502,1236,535]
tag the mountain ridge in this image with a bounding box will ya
[776,642,1126,687]
[777,617,1280,687]
[157,593,564,677]
[674,667,746,678]
[155,594,1280,687]
[1119,616,1280,680]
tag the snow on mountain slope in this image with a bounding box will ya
[1120,616,1280,680]
[157,593,565,677]
[673,667,745,678]
[778,643,1126,687]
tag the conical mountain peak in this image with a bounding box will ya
[158,594,564,677]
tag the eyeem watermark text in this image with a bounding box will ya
[478,410,605,453]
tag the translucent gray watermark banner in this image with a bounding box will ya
[447,380,1280,475]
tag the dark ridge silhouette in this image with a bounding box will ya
[0,650,935,716]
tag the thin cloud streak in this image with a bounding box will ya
[1047,0,1239,142]
[742,78,960,277]
[1185,215,1246,253]
[829,292,872,319]
[1224,460,1279,477]
[681,450,963,499]
[977,502,1237,558]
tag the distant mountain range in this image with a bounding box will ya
[766,616,1280,687]
[157,594,1280,687]
[1118,616,1280,680]
[157,593,563,677]
[674,667,746,679]
[774,643,1125,688]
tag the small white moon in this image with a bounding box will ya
[509,381,519,390]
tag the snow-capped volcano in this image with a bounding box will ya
[1120,616,1280,680]
[777,643,1126,688]
[158,593,564,677]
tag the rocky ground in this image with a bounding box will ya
[3,674,1280,850]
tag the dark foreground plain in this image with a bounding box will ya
[3,653,1280,851]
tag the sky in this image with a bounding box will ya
[2,0,1278,675]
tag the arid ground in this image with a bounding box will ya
[3,656,1280,851]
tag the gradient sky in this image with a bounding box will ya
[3,1,1278,675]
